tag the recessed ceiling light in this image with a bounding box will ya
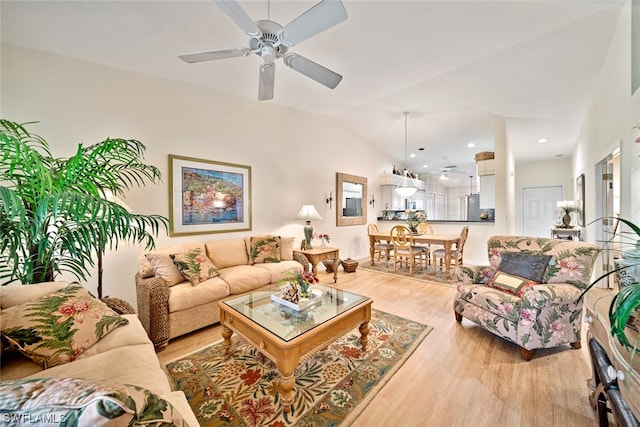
[467,142,475,148]
[423,164,429,168]
[538,138,548,143]
[410,153,416,158]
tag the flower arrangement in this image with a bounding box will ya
[405,210,427,233]
[278,268,319,302]
[318,233,330,246]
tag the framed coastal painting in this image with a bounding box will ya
[169,155,251,236]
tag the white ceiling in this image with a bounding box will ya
[0,0,624,186]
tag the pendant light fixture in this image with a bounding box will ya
[395,111,418,197]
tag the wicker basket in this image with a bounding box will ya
[341,258,359,273]
[474,151,495,161]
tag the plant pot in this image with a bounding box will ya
[562,214,572,227]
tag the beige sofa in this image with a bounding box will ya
[136,235,308,351]
[0,281,199,426]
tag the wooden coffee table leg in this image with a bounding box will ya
[359,321,370,351]
[221,324,233,350]
[278,371,296,413]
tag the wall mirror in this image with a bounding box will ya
[336,172,367,226]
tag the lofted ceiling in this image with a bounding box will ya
[0,0,624,186]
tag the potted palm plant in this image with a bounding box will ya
[0,119,169,288]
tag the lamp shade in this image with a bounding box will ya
[395,186,417,197]
[296,205,322,221]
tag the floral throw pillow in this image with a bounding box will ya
[250,236,282,264]
[0,377,186,426]
[170,246,219,286]
[0,285,128,368]
[487,271,538,297]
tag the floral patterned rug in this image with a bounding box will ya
[357,258,458,287]
[165,309,432,427]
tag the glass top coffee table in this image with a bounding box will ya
[219,284,372,414]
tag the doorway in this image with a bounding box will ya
[595,148,621,289]
[522,186,563,237]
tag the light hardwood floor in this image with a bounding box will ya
[157,269,597,427]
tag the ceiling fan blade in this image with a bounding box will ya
[258,63,275,100]
[283,53,342,89]
[179,48,250,63]
[214,0,260,37]
[279,0,347,46]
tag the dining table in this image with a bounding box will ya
[368,231,461,278]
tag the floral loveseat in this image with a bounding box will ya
[136,235,308,351]
[0,281,199,426]
[453,235,600,361]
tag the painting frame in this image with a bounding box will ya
[576,173,585,227]
[169,155,251,236]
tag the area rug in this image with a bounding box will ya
[357,258,457,287]
[165,309,432,426]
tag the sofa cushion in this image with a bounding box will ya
[139,243,185,280]
[0,377,185,426]
[249,235,281,264]
[171,245,219,286]
[206,238,249,268]
[145,251,186,286]
[0,282,70,310]
[487,271,538,297]
[280,236,294,261]
[497,252,551,282]
[456,283,522,323]
[0,285,128,368]
[253,260,304,283]
[217,265,271,294]
[168,277,230,313]
[26,328,173,396]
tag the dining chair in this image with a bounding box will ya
[432,226,469,271]
[415,222,433,265]
[390,225,428,274]
[368,223,393,265]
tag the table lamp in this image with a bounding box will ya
[296,205,322,249]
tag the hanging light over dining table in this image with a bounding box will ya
[395,111,418,197]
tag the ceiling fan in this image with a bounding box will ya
[429,165,467,180]
[179,0,348,101]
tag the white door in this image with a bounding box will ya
[522,186,563,237]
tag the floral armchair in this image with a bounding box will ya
[453,235,600,361]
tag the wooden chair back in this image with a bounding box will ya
[417,222,433,235]
[390,225,414,250]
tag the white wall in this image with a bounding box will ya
[572,0,640,241]
[1,44,392,304]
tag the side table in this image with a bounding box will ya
[294,247,340,283]
[551,226,583,240]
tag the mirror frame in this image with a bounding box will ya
[336,172,367,226]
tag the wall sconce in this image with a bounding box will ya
[326,191,333,209]
[369,195,375,208]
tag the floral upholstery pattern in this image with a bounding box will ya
[249,235,281,264]
[453,235,600,359]
[0,377,186,426]
[0,285,128,368]
[170,245,219,286]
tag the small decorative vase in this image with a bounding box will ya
[562,214,572,227]
[321,239,326,247]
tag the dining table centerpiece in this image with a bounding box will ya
[405,210,427,233]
